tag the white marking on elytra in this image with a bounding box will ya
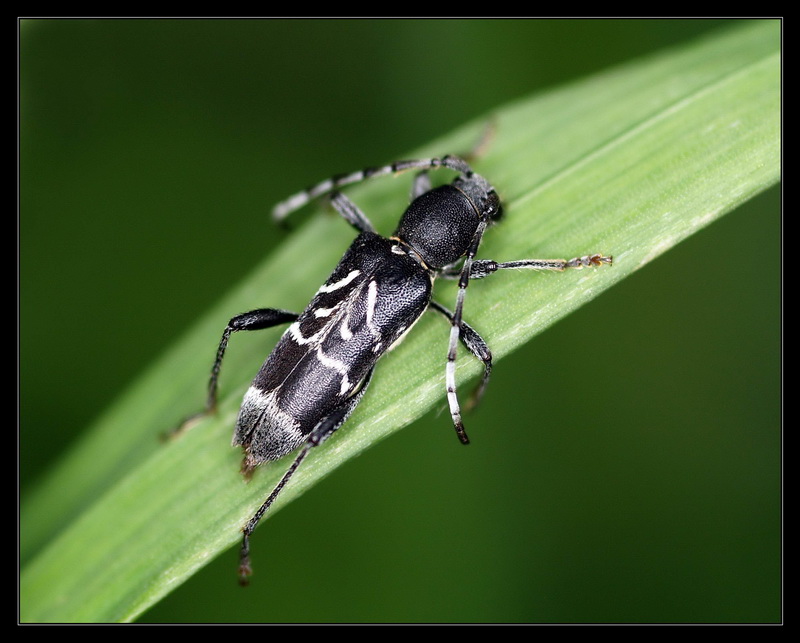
[315,346,352,396]
[340,314,353,340]
[287,321,323,346]
[365,280,379,334]
[338,374,351,396]
[317,269,361,294]
[236,386,303,441]
[314,306,338,318]
[315,346,349,375]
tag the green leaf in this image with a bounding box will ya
[20,20,780,622]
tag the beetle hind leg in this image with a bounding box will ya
[238,367,375,584]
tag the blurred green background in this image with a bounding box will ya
[20,19,780,623]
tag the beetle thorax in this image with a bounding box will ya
[394,185,481,269]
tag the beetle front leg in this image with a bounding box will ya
[329,191,377,234]
[468,254,613,278]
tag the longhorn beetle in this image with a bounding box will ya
[195,154,611,584]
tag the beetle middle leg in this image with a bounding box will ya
[206,309,300,414]
[167,308,299,439]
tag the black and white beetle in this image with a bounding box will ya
[193,155,611,583]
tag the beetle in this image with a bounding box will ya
[193,154,611,583]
